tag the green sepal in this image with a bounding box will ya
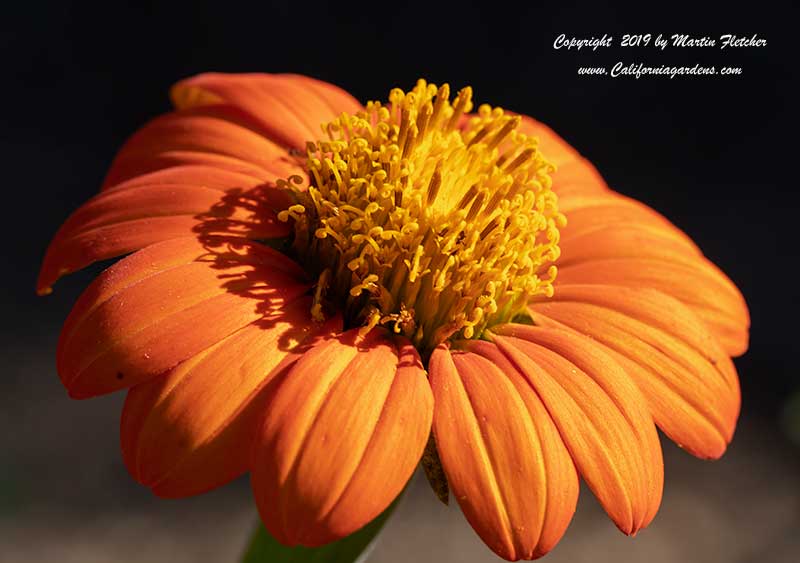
[241,496,399,563]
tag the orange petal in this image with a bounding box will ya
[559,217,701,268]
[103,164,268,193]
[57,237,309,398]
[559,192,698,248]
[251,328,432,547]
[37,182,290,293]
[559,222,706,278]
[102,151,297,190]
[530,284,741,459]
[488,324,664,536]
[556,257,748,356]
[516,115,609,198]
[556,192,749,356]
[429,344,578,561]
[171,73,362,151]
[102,104,303,190]
[121,299,341,498]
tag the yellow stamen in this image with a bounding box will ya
[279,79,565,355]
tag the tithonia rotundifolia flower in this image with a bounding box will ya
[39,73,749,561]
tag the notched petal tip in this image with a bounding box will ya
[554,190,750,358]
[487,324,664,537]
[530,284,741,460]
[250,327,432,547]
[430,344,579,560]
[120,298,339,498]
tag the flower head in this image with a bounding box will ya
[40,73,749,560]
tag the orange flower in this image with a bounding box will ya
[39,74,749,561]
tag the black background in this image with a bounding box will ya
[1,1,798,559]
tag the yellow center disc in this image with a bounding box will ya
[278,79,566,354]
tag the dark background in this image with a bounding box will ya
[1,2,797,562]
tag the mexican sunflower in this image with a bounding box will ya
[39,73,749,561]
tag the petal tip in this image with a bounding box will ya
[37,285,53,296]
